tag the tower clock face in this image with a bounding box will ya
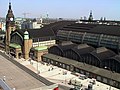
[10,17,13,21]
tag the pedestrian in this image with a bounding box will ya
[51,67,54,70]
[48,68,50,71]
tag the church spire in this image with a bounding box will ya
[6,0,14,19]
[6,0,15,27]
[9,2,11,10]
[7,0,13,14]
[88,10,93,21]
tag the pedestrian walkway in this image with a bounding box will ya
[0,54,45,90]
[14,58,119,90]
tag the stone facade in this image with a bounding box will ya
[24,39,33,60]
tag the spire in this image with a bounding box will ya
[9,0,11,10]
[7,0,14,18]
[88,10,93,21]
[6,0,15,23]
[90,10,92,15]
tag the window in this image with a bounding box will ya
[66,65,70,70]
[80,70,84,74]
[63,64,65,68]
[103,78,107,83]
[42,57,46,61]
[51,60,54,64]
[109,79,114,86]
[75,68,79,73]
[56,62,58,65]
[85,72,90,77]
[47,58,50,63]
[96,76,101,81]
[60,63,62,66]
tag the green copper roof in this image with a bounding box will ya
[34,46,47,51]
[24,31,29,35]
[24,31,29,40]
[9,43,21,48]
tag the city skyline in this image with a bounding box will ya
[0,0,120,20]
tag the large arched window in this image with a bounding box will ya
[84,53,101,67]
[48,45,64,56]
[11,32,23,46]
[64,49,81,62]
[103,56,120,73]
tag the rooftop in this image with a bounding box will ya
[11,20,75,39]
[9,43,21,48]
[61,22,120,36]
[34,46,48,51]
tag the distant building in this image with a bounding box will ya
[32,18,43,29]
[0,22,6,31]
[21,18,60,29]
[21,20,33,29]
[21,18,43,29]
[15,17,24,29]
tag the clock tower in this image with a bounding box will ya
[5,2,15,53]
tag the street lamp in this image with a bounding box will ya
[104,66,114,90]
[37,61,39,74]
[37,61,40,75]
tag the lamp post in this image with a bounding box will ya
[8,51,10,60]
[37,61,40,75]
[104,66,113,90]
[37,61,38,73]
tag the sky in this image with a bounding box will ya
[0,0,120,20]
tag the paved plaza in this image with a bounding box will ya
[16,58,119,90]
[0,55,46,90]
